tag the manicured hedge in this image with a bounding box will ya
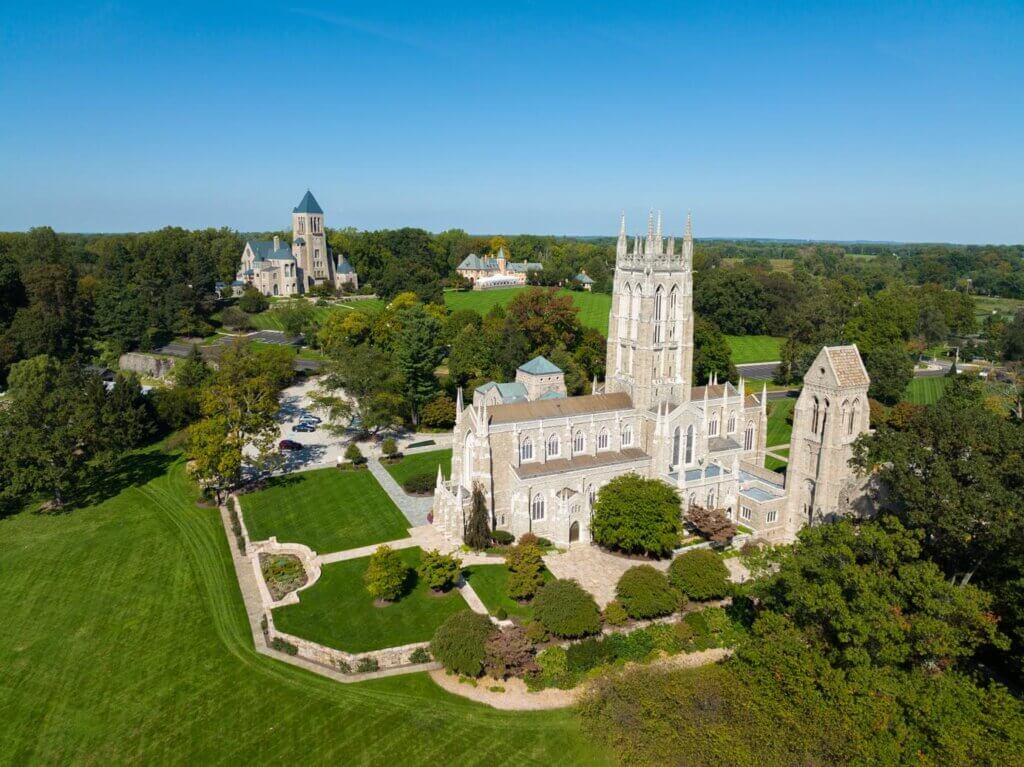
[668,549,731,601]
[532,579,601,638]
[615,565,681,619]
[430,610,496,677]
[402,472,436,495]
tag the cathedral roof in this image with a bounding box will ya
[513,447,650,480]
[476,381,528,404]
[486,391,632,425]
[574,272,595,284]
[293,190,323,214]
[336,256,356,274]
[518,356,562,376]
[824,345,870,387]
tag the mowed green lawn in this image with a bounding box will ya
[766,397,796,447]
[247,300,385,332]
[904,376,949,405]
[0,447,607,765]
[384,449,452,486]
[464,564,554,621]
[444,288,612,333]
[725,335,784,364]
[274,547,468,654]
[239,467,409,553]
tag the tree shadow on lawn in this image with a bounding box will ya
[61,449,178,513]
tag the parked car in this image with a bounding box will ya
[298,412,322,423]
[278,439,303,451]
[293,422,315,433]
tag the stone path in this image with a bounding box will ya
[367,456,433,526]
[545,545,670,607]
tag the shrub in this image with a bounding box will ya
[381,437,398,456]
[270,637,298,655]
[363,545,409,602]
[490,530,515,546]
[615,565,680,619]
[603,599,629,626]
[409,646,432,664]
[673,620,695,646]
[567,638,614,672]
[464,485,490,550]
[344,443,364,465]
[416,549,462,592]
[335,659,351,673]
[402,472,436,495]
[431,610,496,677]
[605,627,656,663]
[535,537,553,549]
[533,579,601,638]
[518,532,540,547]
[591,474,682,557]
[524,620,548,644]
[646,623,681,654]
[356,656,379,673]
[668,549,731,601]
[238,286,269,313]
[686,506,738,545]
[220,306,253,331]
[495,607,508,621]
[421,394,456,429]
[505,542,545,601]
[484,625,538,679]
[534,646,574,689]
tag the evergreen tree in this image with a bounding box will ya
[464,485,491,550]
[394,306,442,425]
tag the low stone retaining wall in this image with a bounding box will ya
[248,538,322,607]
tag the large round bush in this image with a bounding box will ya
[430,610,496,677]
[532,579,601,638]
[591,474,682,558]
[616,565,680,619]
[668,549,731,601]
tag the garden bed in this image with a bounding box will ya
[259,553,308,601]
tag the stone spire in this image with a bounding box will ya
[682,210,694,270]
[455,386,464,424]
[655,210,663,254]
[761,382,768,414]
[616,213,627,259]
[646,210,655,254]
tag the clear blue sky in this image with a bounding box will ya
[1,1,1021,243]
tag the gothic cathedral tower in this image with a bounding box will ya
[291,190,335,291]
[604,211,695,411]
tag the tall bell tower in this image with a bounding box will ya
[291,190,334,292]
[604,211,694,411]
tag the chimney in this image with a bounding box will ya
[273,235,280,252]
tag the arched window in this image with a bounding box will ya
[572,429,585,454]
[618,284,631,338]
[621,424,633,447]
[727,411,736,434]
[587,484,596,509]
[685,424,694,464]
[688,492,697,508]
[811,397,820,433]
[849,398,859,435]
[669,286,679,340]
[520,437,533,462]
[653,286,664,343]
[546,434,560,458]
[672,426,681,468]
[531,494,545,520]
[709,412,720,437]
[707,488,716,508]
[744,421,754,451]
[597,428,609,450]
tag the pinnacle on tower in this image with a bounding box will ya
[646,209,655,253]
[655,210,663,253]
[616,213,627,258]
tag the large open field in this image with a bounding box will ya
[0,445,609,765]
[444,288,612,333]
[247,299,385,332]
[721,258,794,272]
[239,467,410,553]
[725,335,784,364]
[973,295,1023,322]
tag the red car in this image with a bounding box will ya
[278,439,303,451]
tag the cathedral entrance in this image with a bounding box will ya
[568,521,580,544]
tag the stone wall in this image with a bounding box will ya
[119,352,176,378]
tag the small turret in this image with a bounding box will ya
[616,214,627,259]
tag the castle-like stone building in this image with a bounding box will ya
[456,247,543,290]
[433,212,871,547]
[234,191,358,296]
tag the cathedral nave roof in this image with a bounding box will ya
[512,447,650,480]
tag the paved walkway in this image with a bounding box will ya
[367,456,433,526]
[544,545,671,607]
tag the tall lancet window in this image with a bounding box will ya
[653,287,664,343]
[520,437,533,461]
[672,427,681,469]
[744,422,754,451]
[685,424,694,464]
[727,411,736,434]
[669,286,679,340]
[618,284,631,338]
[811,397,820,434]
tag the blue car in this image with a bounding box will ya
[293,422,315,433]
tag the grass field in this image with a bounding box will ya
[721,257,794,272]
[904,376,949,405]
[725,335,784,364]
[274,547,469,654]
[973,295,1023,321]
[0,446,606,765]
[444,288,612,333]
[384,449,452,487]
[766,397,796,447]
[239,467,410,553]
[246,299,385,332]
[464,564,554,621]
[764,455,788,473]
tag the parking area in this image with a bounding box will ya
[270,377,348,472]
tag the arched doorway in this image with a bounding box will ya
[568,521,580,544]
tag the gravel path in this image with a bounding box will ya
[429,648,732,710]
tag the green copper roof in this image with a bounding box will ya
[293,190,323,214]
[518,356,562,375]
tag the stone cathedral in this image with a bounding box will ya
[433,212,871,548]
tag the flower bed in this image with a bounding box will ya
[260,553,308,601]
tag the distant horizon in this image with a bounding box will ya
[2,2,1022,243]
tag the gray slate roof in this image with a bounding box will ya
[456,252,542,272]
[293,190,323,214]
[246,239,294,261]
